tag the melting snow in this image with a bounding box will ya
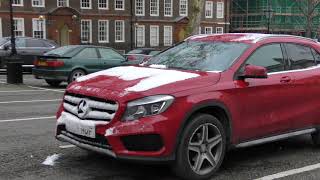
[230,33,271,43]
[105,127,116,136]
[76,66,199,92]
[148,64,167,69]
[42,154,61,166]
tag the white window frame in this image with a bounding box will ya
[81,19,92,43]
[32,0,45,7]
[150,0,159,16]
[216,27,224,34]
[164,0,172,17]
[135,25,145,47]
[205,1,213,18]
[205,27,213,34]
[135,0,145,16]
[57,0,69,7]
[216,2,224,19]
[13,18,25,37]
[98,20,109,43]
[115,20,125,42]
[115,0,125,10]
[12,0,23,6]
[179,0,188,16]
[163,26,172,46]
[32,18,46,39]
[81,0,92,9]
[150,25,159,47]
[98,0,108,10]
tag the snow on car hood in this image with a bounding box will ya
[76,66,200,92]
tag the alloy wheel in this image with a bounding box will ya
[187,123,223,175]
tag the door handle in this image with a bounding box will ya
[280,76,291,83]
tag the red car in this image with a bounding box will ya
[56,33,320,180]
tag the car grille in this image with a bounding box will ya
[63,92,118,122]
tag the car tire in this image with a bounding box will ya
[45,79,62,87]
[172,114,226,180]
[311,131,320,146]
[68,69,86,84]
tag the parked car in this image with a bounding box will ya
[0,37,58,71]
[33,45,137,87]
[124,48,161,62]
[55,33,320,180]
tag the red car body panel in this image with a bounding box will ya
[56,34,320,160]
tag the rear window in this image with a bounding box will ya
[45,46,78,57]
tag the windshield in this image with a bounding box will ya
[44,46,78,57]
[0,38,9,46]
[147,41,249,71]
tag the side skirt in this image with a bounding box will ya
[235,128,317,148]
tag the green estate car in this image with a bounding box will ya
[33,45,137,87]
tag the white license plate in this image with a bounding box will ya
[65,118,96,138]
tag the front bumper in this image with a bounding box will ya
[55,111,179,162]
[32,68,69,81]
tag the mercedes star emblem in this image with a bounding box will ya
[77,99,90,119]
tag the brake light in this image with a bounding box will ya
[47,60,64,67]
[35,60,64,67]
[127,55,137,61]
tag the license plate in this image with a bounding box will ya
[37,61,48,66]
[65,118,96,138]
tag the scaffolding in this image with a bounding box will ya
[231,0,320,37]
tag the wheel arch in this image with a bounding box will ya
[173,101,233,157]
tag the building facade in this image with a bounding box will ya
[230,0,320,38]
[0,0,229,53]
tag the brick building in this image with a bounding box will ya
[0,0,230,53]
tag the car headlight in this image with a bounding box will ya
[123,95,174,121]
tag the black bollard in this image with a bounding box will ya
[6,61,23,84]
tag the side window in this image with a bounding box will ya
[285,43,315,70]
[26,39,45,48]
[245,44,285,73]
[311,48,320,65]
[99,48,124,60]
[75,48,98,59]
[15,38,26,48]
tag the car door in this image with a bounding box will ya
[98,48,126,70]
[73,47,101,73]
[283,43,320,130]
[23,38,48,66]
[233,43,295,141]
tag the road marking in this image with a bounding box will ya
[0,99,61,104]
[27,85,65,93]
[0,89,48,93]
[255,163,320,180]
[0,116,55,123]
[59,145,76,149]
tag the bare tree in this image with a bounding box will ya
[186,0,206,36]
[294,0,320,38]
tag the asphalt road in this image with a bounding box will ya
[1,75,320,180]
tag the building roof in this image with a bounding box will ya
[187,33,317,44]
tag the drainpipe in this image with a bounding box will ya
[130,0,134,51]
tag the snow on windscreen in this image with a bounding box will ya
[76,66,199,92]
[42,154,61,166]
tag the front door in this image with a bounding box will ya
[59,25,69,46]
[233,43,295,141]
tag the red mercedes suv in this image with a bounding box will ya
[56,33,320,180]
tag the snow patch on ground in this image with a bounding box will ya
[76,66,199,92]
[42,154,61,166]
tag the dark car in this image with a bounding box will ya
[33,45,138,87]
[0,37,58,71]
[124,48,161,62]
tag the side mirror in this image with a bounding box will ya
[239,65,268,79]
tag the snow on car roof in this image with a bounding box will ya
[187,33,316,44]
